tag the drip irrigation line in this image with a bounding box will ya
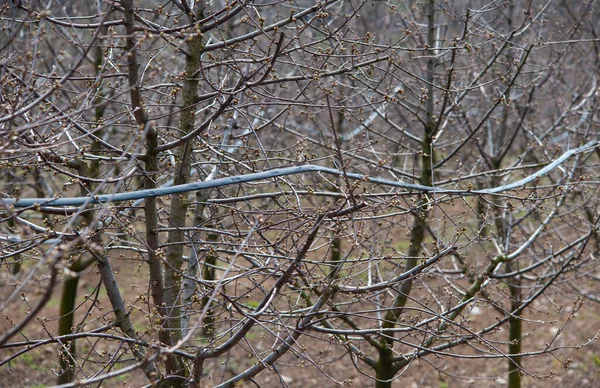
[1,140,596,209]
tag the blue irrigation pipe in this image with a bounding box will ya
[1,140,596,208]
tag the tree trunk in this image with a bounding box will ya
[375,349,395,388]
[508,272,522,388]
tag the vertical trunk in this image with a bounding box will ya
[507,265,522,388]
[142,139,174,372]
[182,191,202,338]
[375,348,395,388]
[489,166,521,388]
[500,7,523,386]
[201,230,217,337]
[57,254,95,384]
[329,235,341,276]
[376,2,437,386]
[162,18,204,330]
[183,189,217,339]
[162,6,205,383]
[143,150,179,380]
[57,79,103,382]
[121,0,177,379]
[57,274,78,384]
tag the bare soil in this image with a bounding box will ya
[1,254,600,388]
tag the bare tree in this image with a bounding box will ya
[1,1,600,387]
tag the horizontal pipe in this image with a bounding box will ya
[0,140,596,208]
